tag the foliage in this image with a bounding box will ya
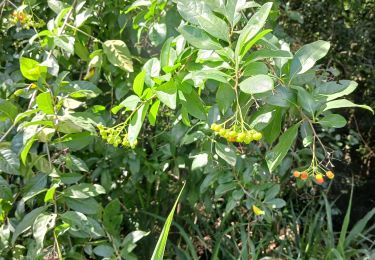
[0,0,374,259]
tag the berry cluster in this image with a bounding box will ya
[211,123,262,143]
[97,124,136,148]
[293,170,334,184]
[9,11,44,29]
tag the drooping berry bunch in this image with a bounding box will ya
[211,123,262,143]
[293,168,334,184]
[97,124,137,148]
[9,10,44,29]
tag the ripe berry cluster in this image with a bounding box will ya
[210,123,262,143]
[293,170,334,184]
[97,124,136,148]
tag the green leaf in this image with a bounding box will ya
[93,245,114,258]
[249,110,273,130]
[289,40,330,80]
[215,142,237,166]
[65,154,90,171]
[54,35,75,55]
[133,70,146,96]
[264,184,280,201]
[265,86,296,108]
[64,183,106,199]
[242,62,268,77]
[266,198,286,209]
[248,49,292,62]
[0,176,12,200]
[224,0,254,26]
[156,81,177,109]
[215,182,236,197]
[177,24,222,50]
[151,183,185,260]
[36,92,55,114]
[149,22,167,46]
[33,213,57,252]
[235,2,273,57]
[315,80,358,101]
[262,108,282,144]
[216,84,235,114]
[44,185,57,203]
[177,0,229,42]
[103,40,133,72]
[65,197,101,215]
[160,38,174,68]
[179,90,207,120]
[148,100,160,126]
[22,173,47,201]
[295,87,320,117]
[128,103,149,145]
[0,147,20,175]
[61,81,102,99]
[103,199,123,236]
[183,70,228,84]
[19,57,47,81]
[191,153,208,171]
[11,206,47,245]
[119,95,141,111]
[143,58,161,87]
[322,99,374,114]
[239,74,274,94]
[60,211,105,238]
[265,122,301,172]
[0,99,18,122]
[318,114,347,128]
[242,29,273,56]
[121,232,149,259]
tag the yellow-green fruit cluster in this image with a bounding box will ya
[97,124,136,148]
[211,123,262,144]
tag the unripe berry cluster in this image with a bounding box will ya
[210,123,262,143]
[293,169,334,184]
[97,124,137,148]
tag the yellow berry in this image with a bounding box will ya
[325,171,334,179]
[228,130,237,138]
[253,132,262,141]
[219,128,227,137]
[236,132,246,142]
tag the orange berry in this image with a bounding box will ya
[293,171,300,178]
[325,171,334,179]
[315,174,324,184]
[300,171,308,180]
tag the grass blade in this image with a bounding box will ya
[337,179,354,254]
[151,182,185,260]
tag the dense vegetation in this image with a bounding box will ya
[0,0,374,259]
